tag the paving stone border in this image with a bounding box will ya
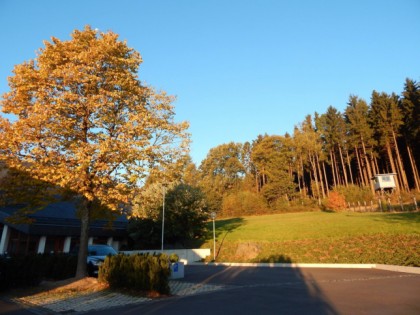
[13,281,229,314]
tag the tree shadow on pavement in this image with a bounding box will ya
[156,264,340,315]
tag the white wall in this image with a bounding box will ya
[121,248,211,264]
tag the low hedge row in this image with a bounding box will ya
[0,254,77,291]
[98,253,173,294]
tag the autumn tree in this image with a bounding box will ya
[251,135,297,207]
[0,26,189,278]
[199,142,246,212]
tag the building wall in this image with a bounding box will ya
[0,223,126,255]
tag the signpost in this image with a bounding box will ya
[161,186,166,251]
[210,212,216,261]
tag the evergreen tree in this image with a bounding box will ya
[316,107,348,188]
[399,78,420,191]
[344,95,376,191]
[369,91,407,191]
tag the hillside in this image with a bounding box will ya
[203,211,420,266]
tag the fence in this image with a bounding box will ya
[347,195,418,212]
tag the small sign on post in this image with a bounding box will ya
[169,262,184,279]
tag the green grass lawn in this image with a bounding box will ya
[203,211,420,266]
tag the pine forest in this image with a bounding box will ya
[183,78,420,217]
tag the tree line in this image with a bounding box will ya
[176,79,420,216]
[1,25,418,257]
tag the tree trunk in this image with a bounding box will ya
[392,130,409,191]
[330,150,337,188]
[361,139,374,193]
[255,171,259,193]
[338,145,348,186]
[346,149,354,185]
[301,157,307,198]
[407,144,420,192]
[322,161,329,196]
[316,154,325,198]
[385,140,400,192]
[355,146,365,186]
[310,154,320,198]
[75,199,91,279]
[372,154,379,175]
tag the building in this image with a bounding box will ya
[371,173,397,192]
[0,201,128,255]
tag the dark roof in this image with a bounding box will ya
[0,202,128,237]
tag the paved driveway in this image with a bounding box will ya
[86,265,420,315]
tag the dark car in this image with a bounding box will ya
[87,244,118,276]
[71,244,118,276]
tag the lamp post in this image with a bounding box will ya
[161,185,166,252]
[210,212,216,261]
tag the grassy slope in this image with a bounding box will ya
[203,212,420,266]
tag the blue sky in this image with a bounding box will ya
[1,0,419,165]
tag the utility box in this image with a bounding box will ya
[169,262,185,279]
[372,174,397,192]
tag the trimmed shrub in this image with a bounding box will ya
[99,253,171,295]
[0,253,77,291]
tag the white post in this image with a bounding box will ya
[210,212,216,261]
[0,225,11,254]
[161,186,165,252]
[107,237,113,246]
[88,237,94,245]
[38,236,47,254]
[63,236,72,253]
[213,219,216,261]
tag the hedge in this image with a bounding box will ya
[98,253,172,294]
[0,253,77,291]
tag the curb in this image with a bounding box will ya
[375,264,420,274]
[189,262,420,274]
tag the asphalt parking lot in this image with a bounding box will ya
[86,264,420,315]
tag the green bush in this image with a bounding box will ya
[334,184,374,204]
[99,253,171,294]
[0,253,77,291]
[222,190,267,216]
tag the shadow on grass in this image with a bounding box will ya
[215,217,244,235]
[193,217,245,250]
[370,212,420,224]
[206,217,245,260]
[256,254,293,263]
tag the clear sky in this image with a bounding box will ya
[1,0,419,165]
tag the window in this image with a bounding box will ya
[382,176,391,182]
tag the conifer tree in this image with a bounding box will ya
[369,91,407,191]
[400,79,420,191]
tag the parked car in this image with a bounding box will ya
[71,244,118,276]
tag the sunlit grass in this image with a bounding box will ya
[203,211,420,266]
[215,212,419,241]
